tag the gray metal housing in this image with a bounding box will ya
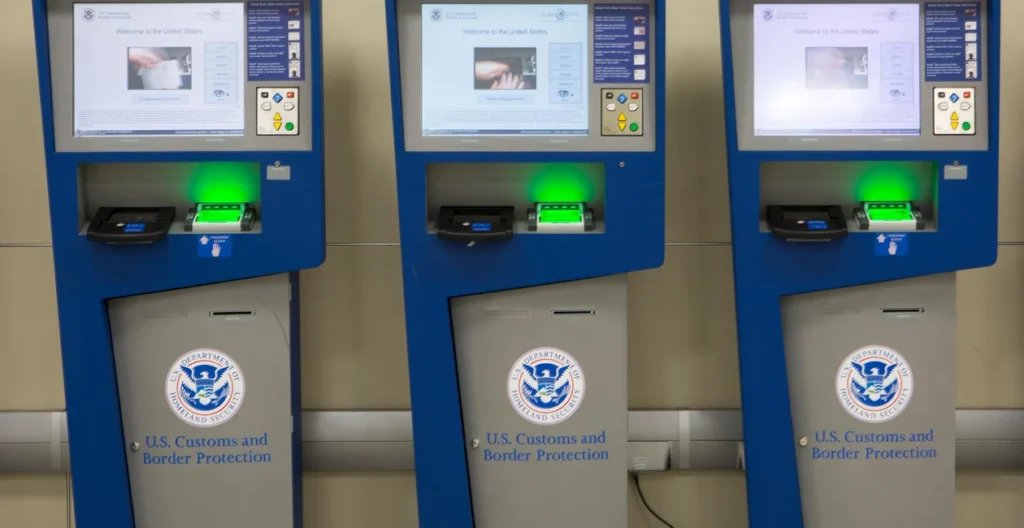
[107,274,296,528]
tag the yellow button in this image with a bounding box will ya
[274,122,283,130]
[950,112,959,121]
[618,122,626,131]
[617,113,626,122]
[951,122,959,130]
[274,112,282,121]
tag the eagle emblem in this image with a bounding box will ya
[836,345,914,424]
[520,362,573,409]
[178,364,233,412]
[166,349,246,428]
[849,361,902,407]
[507,347,586,425]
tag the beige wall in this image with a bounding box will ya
[2,0,1024,526]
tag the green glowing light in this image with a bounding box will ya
[195,203,243,224]
[537,203,583,224]
[527,164,596,203]
[865,202,914,221]
[853,163,929,203]
[187,162,261,204]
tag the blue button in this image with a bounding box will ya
[950,93,960,103]
[806,220,827,230]
[471,222,492,232]
[123,223,145,233]
[617,94,627,104]
[273,93,284,103]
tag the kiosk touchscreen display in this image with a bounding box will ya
[420,4,589,137]
[753,3,921,136]
[73,3,246,137]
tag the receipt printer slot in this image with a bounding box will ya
[437,206,515,242]
[766,205,847,242]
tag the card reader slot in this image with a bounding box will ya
[210,311,256,319]
[880,308,925,314]
[550,310,596,316]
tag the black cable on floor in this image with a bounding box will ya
[631,473,676,528]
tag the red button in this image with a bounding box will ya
[287,92,295,98]
[964,91,971,98]
[631,92,639,99]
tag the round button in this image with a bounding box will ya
[285,122,295,131]
[962,122,971,131]
[629,122,639,132]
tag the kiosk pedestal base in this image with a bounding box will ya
[108,274,296,528]
[782,273,955,527]
[452,275,628,527]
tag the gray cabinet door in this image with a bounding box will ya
[109,275,295,528]
[782,274,956,528]
[452,275,628,527]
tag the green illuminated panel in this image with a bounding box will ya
[187,162,261,204]
[195,204,243,224]
[865,202,914,222]
[527,164,599,203]
[538,203,583,224]
[853,162,927,203]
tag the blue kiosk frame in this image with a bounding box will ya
[384,1,666,525]
[30,1,325,526]
[717,1,1002,526]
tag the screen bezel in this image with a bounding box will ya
[72,2,248,139]
[420,4,591,138]
[48,0,315,152]
[729,0,990,151]
[396,0,658,153]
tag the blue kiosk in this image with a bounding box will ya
[31,1,324,527]
[385,1,664,526]
[718,1,1000,526]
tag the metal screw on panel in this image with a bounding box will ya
[471,439,480,449]
[130,442,140,453]
[798,437,808,447]
[953,160,959,166]
[275,161,281,167]
[619,161,626,168]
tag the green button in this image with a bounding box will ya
[285,122,295,131]
[629,122,638,132]
[962,122,971,131]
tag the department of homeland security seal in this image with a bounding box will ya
[166,349,246,428]
[507,347,585,425]
[836,345,913,424]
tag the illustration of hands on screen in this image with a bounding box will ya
[753,4,921,136]
[421,4,588,136]
[73,3,245,137]
[128,47,192,90]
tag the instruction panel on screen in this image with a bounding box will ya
[420,4,589,137]
[74,3,245,137]
[753,3,921,136]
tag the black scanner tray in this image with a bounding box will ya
[437,206,515,242]
[87,207,175,244]
[765,205,847,242]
